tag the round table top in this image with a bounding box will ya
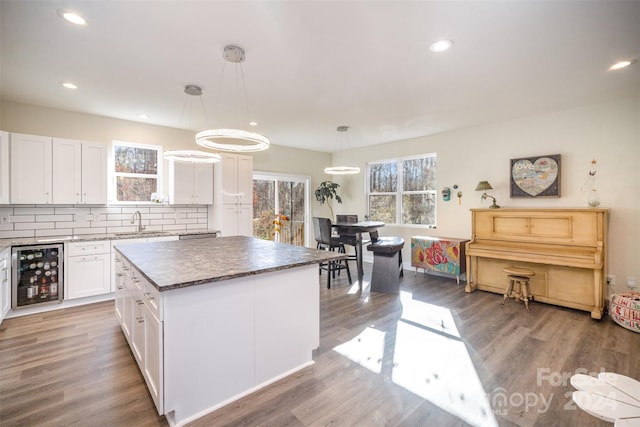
[571,372,640,426]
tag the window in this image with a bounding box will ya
[112,141,162,203]
[367,154,437,226]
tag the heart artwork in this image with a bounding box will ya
[512,157,559,196]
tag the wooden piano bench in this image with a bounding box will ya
[501,266,535,310]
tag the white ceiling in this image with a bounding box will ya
[1,1,639,153]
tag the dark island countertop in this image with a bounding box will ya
[114,235,346,291]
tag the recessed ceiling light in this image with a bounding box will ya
[249,121,258,126]
[60,82,78,90]
[58,10,87,26]
[137,114,150,120]
[429,39,454,53]
[609,59,636,70]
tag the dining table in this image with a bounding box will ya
[332,220,385,286]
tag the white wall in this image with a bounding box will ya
[329,89,640,296]
[3,92,638,295]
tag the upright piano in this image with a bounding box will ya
[465,208,608,319]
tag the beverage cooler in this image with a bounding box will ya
[12,244,63,309]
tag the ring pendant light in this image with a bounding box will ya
[324,126,360,175]
[195,45,270,152]
[164,85,222,163]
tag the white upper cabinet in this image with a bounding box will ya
[53,138,108,205]
[221,153,253,205]
[10,134,107,205]
[52,138,82,204]
[10,133,53,204]
[80,141,108,204]
[0,131,9,204]
[169,161,214,205]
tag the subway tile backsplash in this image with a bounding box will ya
[0,204,209,239]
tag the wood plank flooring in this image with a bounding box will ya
[1,264,638,426]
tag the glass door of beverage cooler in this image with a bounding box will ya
[12,244,63,309]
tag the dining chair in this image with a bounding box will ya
[335,214,365,266]
[312,217,352,288]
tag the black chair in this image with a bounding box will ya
[313,217,352,288]
[335,214,368,266]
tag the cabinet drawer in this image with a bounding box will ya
[142,279,162,321]
[67,240,111,256]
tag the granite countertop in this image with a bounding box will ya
[0,229,219,251]
[114,235,346,291]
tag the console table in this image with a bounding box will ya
[411,236,469,285]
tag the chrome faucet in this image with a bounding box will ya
[131,210,145,232]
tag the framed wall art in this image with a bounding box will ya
[510,154,561,198]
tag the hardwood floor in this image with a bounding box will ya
[1,264,638,426]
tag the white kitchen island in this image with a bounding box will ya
[113,236,343,427]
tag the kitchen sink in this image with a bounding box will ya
[112,231,172,237]
[36,236,82,243]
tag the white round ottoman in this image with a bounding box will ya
[609,292,640,333]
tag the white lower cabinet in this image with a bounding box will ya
[142,289,163,411]
[115,254,164,414]
[66,241,111,299]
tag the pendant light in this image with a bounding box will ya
[195,45,270,152]
[324,126,360,175]
[164,85,222,163]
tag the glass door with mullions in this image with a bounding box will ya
[253,173,309,247]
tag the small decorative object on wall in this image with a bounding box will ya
[442,187,451,201]
[510,154,561,198]
[580,158,601,207]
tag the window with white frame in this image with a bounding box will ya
[367,154,437,226]
[112,141,162,203]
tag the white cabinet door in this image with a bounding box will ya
[0,248,11,325]
[169,161,192,204]
[10,133,52,204]
[219,153,253,235]
[81,142,108,204]
[170,162,213,205]
[221,204,253,237]
[236,155,253,205]
[130,271,145,364]
[53,139,107,205]
[0,131,9,204]
[193,163,213,205]
[121,264,133,341]
[52,138,82,204]
[237,204,253,236]
[221,153,252,204]
[143,306,164,414]
[67,253,111,299]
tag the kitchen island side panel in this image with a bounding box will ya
[162,265,319,425]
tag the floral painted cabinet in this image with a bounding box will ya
[411,236,469,284]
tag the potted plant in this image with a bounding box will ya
[314,181,342,219]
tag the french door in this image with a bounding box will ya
[252,173,309,247]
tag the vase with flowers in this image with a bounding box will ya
[272,212,290,242]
